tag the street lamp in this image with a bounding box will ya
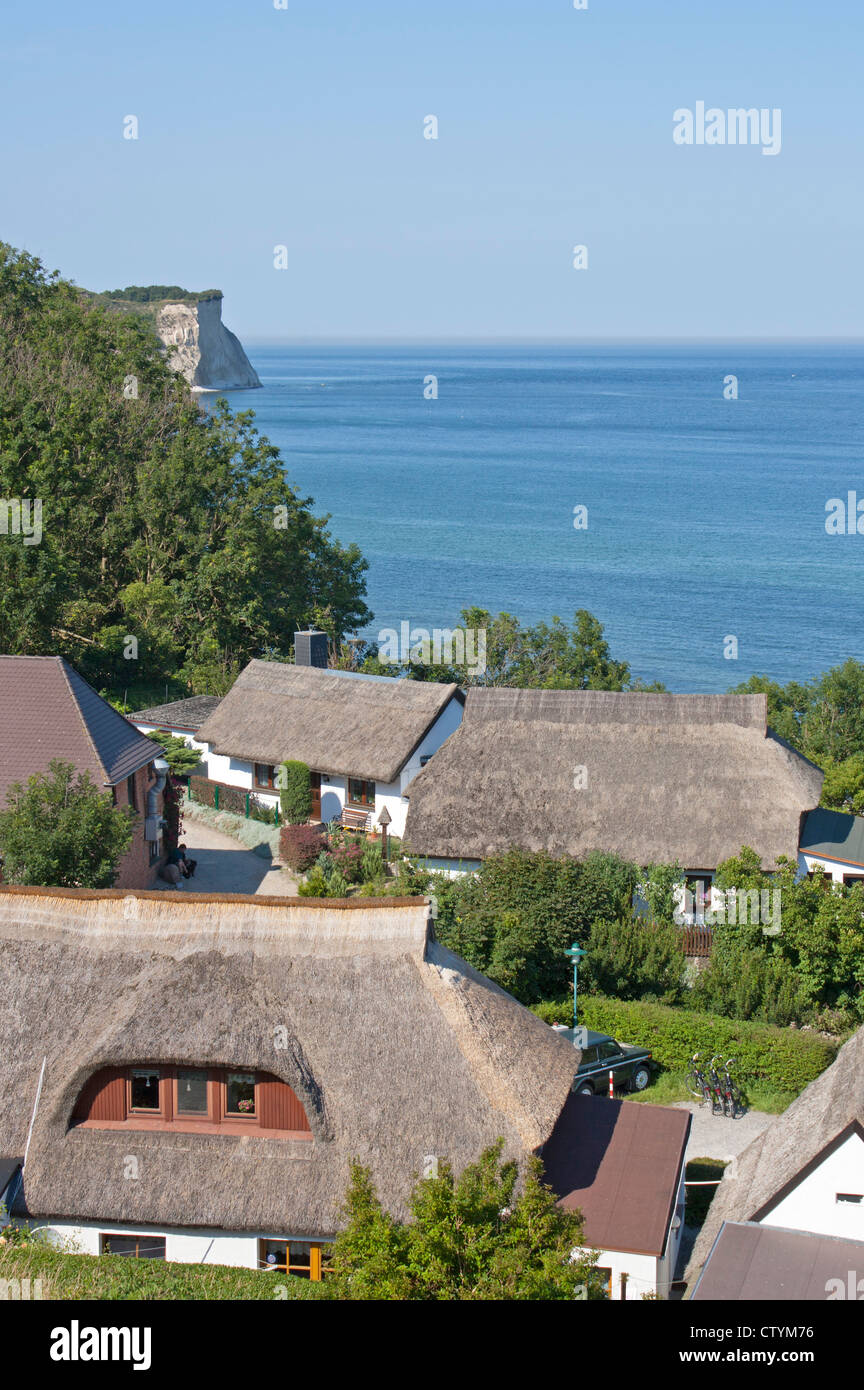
[564,942,587,1028]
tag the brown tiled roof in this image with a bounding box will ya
[542,1094,690,1256]
[692,1222,864,1300]
[0,656,164,806]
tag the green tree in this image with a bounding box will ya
[144,731,201,776]
[325,1141,599,1301]
[0,760,135,888]
[580,915,685,1005]
[279,760,311,824]
[0,243,371,696]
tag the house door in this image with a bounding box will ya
[310,772,322,821]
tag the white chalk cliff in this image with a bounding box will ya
[156,297,261,391]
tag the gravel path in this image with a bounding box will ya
[670,1099,778,1162]
[157,820,299,896]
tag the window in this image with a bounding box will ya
[580,1046,599,1066]
[226,1072,256,1116]
[843,875,864,887]
[129,1069,160,1111]
[101,1234,165,1260]
[420,755,432,767]
[176,1068,208,1115]
[836,1193,863,1204]
[127,774,138,812]
[259,1239,331,1280]
[593,1266,612,1299]
[348,778,375,808]
[254,764,277,790]
[597,1041,621,1061]
[74,1066,312,1137]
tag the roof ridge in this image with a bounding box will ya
[57,657,110,785]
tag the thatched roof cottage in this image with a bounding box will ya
[0,885,580,1277]
[193,639,464,836]
[404,689,824,876]
[686,1024,864,1297]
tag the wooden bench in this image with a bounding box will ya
[335,807,371,833]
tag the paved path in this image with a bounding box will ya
[157,820,299,897]
[670,1099,778,1163]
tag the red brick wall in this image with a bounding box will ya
[113,764,162,890]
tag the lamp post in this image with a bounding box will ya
[564,942,587,1029]
[377,805,391,863]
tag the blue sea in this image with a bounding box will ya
[210,343,864,693]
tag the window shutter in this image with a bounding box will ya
[257,1074,311,1132]
[74,1067,127,1122]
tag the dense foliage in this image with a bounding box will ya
[279,823,327,872]
[324,1142,601,1301]
[279,760,312,825]
[0,760,134,887]
[692,847,864,1028]
[143,730,201,776]
[576,995,837,1095]
[0,243,370,698]
[339,606,664,691]
[99,285,222,304]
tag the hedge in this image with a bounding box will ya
[575,996,837,1095]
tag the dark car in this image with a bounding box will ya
[556,1027,656,1095]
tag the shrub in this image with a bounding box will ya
[361,844,384,882]
[280,760,311,825]
[330,842,364,884]
[530,999,573,1026]
[280,822,326,872]
[297,866,330,897]
[327,869,350,898]
[580,915,685,1005]
[576,996,836,1095]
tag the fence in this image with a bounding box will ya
[188,776,280,827]
[681,924,713,957]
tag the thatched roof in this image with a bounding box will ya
[131,695,222,731]
[686,1025,864,1289]
[0,887,577,1238]
[0,655,163,807]
[404,689,823,868]
[196,660,462,783]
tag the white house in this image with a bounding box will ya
[187,634,464,839]
[797,807,864,886]
[687,1024,864,1297]
[542,1092,691,1301]
[130,694,222,771]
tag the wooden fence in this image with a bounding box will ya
[680,924,714,957]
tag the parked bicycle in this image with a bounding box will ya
[720,1056,744,1118]
[685,1053,716,1110]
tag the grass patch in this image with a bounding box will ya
[684,1158,728,1227]
[625,1069,795,1114]
[0,1238,322,1301]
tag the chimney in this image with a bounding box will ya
[295,630,329,669]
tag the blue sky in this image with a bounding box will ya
[1,0,860,339]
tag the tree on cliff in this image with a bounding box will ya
[0,243,371,695]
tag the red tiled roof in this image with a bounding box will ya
[542,1094,691,1256]
[0,656,163,807]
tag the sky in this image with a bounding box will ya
[1,0,861,340]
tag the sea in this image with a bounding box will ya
[208,343,864,693]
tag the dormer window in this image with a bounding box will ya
[72,1066,311,1138]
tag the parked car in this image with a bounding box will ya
[556,1027,657,1095]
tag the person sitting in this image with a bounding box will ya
[167,844,197,878]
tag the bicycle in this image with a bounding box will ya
[721,1056,745,1118]
[685,1053,715,1109]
